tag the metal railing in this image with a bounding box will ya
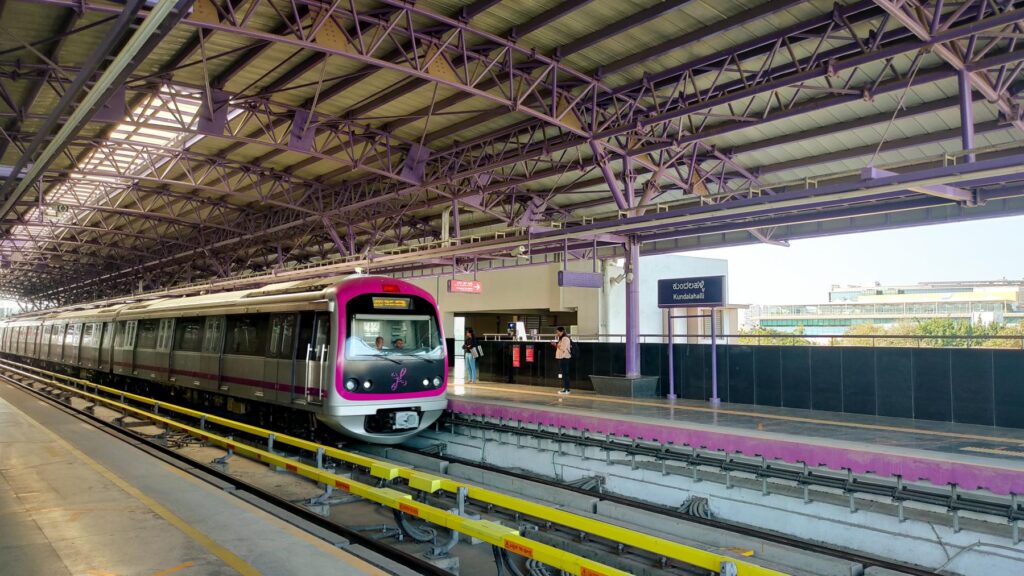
[481,333,1024,349]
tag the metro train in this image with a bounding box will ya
[0,275,448,444]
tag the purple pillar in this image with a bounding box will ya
[958,70,976,163]
[710,307,720,408]
[666,310,676,399]
[625,239,640,377]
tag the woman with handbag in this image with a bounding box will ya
[462,328,480,383]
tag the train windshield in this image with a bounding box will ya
[346,314,443,360]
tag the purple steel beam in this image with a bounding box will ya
[959,69,977,163]
[873,0,1024,132]
[625,238,640,377]
[600,0,805,75]
[555,0,694,59]
[588,140,628,211]
[510,0,595,39]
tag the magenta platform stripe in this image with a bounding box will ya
[447,399,1024,495]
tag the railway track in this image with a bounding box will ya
[0,358,814,576]
[403,429,939,576]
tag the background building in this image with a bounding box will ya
[750,281,1024,335]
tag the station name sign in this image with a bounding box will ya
[657,275,725,308]
[447,279,482,294]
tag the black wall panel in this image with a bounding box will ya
[913,348,952,422]
[727,346,755,404]
[875,348,913,419]
[753,347,782,406]
[994,351,1024,428]
[809,347,843,412]
[475,341,1024,429]
[842,348,876,415]
[951,350,993,426]
[780,347,811,409]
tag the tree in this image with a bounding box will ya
[738,326,811,346]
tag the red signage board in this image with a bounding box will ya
[448,279,482,293]
[525,345,534,363]
[512,345,521,368]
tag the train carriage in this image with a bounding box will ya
[0,275,448,444]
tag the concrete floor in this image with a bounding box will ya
[0,383,391,576]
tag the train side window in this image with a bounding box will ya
[156,319,174,350]
[267,314,297,359]
[311,312,330,358]
[202,317,223,354]
[100,322,114,351]
[133,320,157,349]
[126,321,137,349]
[65,323,81,346]
[225,314,268,356]
[174,318,204,352]
[113,322,126,349]
[294,312,315,360]
[82,323,95,345]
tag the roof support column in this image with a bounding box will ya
[624,237,641,378]
[958,69,976,164]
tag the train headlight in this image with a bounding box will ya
[433,376,442,387]
[362,380,372,390]
[345,379,358,391]
[422,378,430,387]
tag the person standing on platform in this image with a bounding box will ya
[463,327,479,384]
[553,326,572,395]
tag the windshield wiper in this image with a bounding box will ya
[364,353,401,364]
[389,352,435,364]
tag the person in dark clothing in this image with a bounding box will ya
[552,326,571,394]
[462,327,479,383]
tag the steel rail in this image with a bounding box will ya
[412,433,945,576]
[0,358,789,576]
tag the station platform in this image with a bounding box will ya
[0,383,391,576]
[446,381,1024,495]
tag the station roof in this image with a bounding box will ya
[1,0,1023,308]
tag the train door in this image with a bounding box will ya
[64,323,82,365]
[263,314,297,404]
[155,319,174,383]
[223,314,269,401]
[304,312,330,404]
[112,321,136,375]
[50,324,64,362]
[25,325,36,358]
[200,316,224,393]
[98,322,113,372]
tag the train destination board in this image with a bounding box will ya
[372,296,413,310]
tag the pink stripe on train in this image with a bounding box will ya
[447,398,1024,495]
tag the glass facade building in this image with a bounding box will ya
[750,282,1024,335]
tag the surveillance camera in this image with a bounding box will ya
[626,272,635,283]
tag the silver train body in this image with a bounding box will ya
[0,276,448,444]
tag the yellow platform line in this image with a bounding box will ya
[1,360,787,576]
[461,383,1024,446]
[962,446,1024,458]
[5,392,261,576]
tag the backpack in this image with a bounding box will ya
[566,336,579,359]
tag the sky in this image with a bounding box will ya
[689,215,1024,305]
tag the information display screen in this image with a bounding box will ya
[372,296,412,310]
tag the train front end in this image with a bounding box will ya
[322,276,448,443]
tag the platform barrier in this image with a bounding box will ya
[0,360,788,576]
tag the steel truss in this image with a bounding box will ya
[3,0,1024,303]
